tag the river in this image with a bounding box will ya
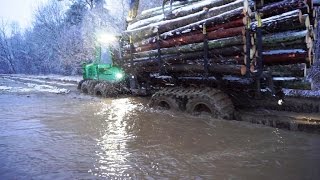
[0,74,319,179]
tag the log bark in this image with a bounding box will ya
[262,30,308,47]
[127,0,237,30]
[128,45,244,62]
[128,0,201,24]
[124,35,244,60]
[251,10,307,33]
[134,26,245,52]
[132,18,246,48]
[131,55,244,67]
[164,64,246,75]
[258,0,309,18]
[266,63,306,77]
[262,49,308,65]
[126,2,246,41]
[159,7,245,41]
[124,63,246,75]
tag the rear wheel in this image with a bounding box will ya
[93,82,107,97]
[77,79,86,90]
[149,89,181,111]
[87,80,99,95]
[186,89,234,120]
[80,80,90,94]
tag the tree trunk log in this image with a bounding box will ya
[127,0,237,30]
[134,26,245,52]
[262,49,308,65]
[259,0,309,18]
[164,64,246,75]
[131,18,246,48]
[128,0,201,24]
[127,45,244,63]
[251,10,307,33]
[266,63,306,77]
[262,30,308,47]
[124,35,245,60]
[126,4,246,41]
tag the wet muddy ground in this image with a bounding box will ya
[0,74,320,179]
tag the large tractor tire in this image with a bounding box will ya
[93,82,120,97]
[93,82,107,97]
[149,90,181,111]
[80,80,90,94]
[87,80,99,95]
[186,88,234,120]
[77,79,86,90]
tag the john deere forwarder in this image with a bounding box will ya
[79,0,320,121]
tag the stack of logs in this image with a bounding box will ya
[122,0,319,82]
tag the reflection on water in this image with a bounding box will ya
[93,98,138,178]
[0,91,320,179]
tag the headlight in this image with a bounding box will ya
[115,73,124,79]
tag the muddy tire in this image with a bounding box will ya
[93,82,107,97]
[186,89,234,120]
[150,93,180,111]
[80,80,90,94]
[77,79,86,90]
[87,80,99,95]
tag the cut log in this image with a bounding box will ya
[160,7,245,40]
[131,55,244,67]
[134,26,245,52]
[164,64,247,75]
[129,0,201,24]
[258,0,309,18]
[251,10,307,33]
[262,30,308,47]
[126,0,246,40]
[132,18,246,48]
[266,63,307,77]
[127,0,237,30]
[126,4,246,41]
[262,49,308,65]
[123,35,245,60]
[132,45,244,62]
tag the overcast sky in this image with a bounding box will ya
[0,0,48,29]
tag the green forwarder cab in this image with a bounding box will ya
[79,43,126,96]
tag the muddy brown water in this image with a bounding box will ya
[0,75,320,179]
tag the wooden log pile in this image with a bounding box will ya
[121,0,318,82]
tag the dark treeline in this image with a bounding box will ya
[0,0,161,75]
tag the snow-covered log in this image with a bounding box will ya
[262,30,309,47]
[123,35,245,60]
[131,18,246,48]
[251,10,308,33]
[133,26,245,52]
[258,0,309,18]
[125,1,248,41]
[262,49,308,65]
[127,0,237,30]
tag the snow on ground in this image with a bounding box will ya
[0,83,70,94]
[2,76,76,86]
[0,74,76,94]
[1,74,82,83]
[283,89,320,98]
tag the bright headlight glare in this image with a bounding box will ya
[115,73,124,79]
